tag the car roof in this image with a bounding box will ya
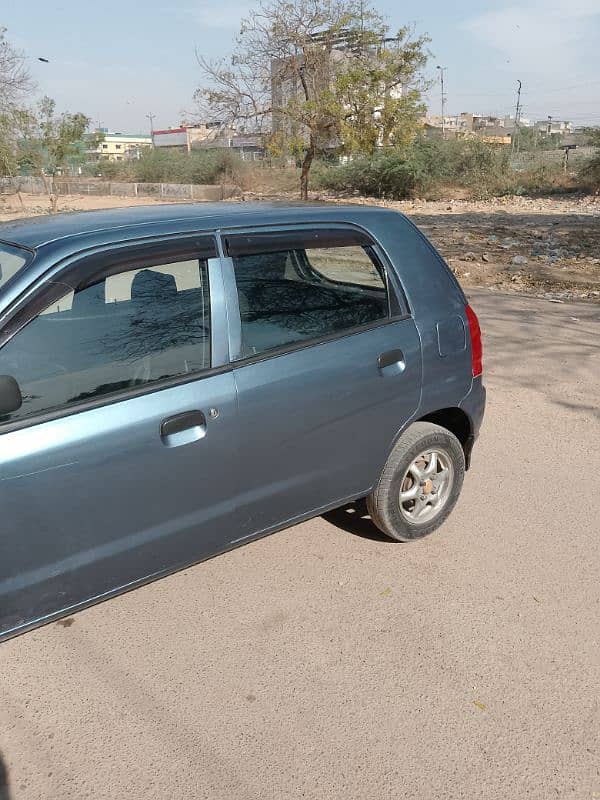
[0,201,398,252]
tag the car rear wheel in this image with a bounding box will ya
[366,422,465,542]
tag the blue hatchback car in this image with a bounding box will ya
[0,203,485,641]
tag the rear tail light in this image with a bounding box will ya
[465,304,483,377]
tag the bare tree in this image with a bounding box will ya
[0,27,33,112]
[0,29,35,205]
[195,0,429,199]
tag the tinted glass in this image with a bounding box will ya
[0,242,32,291]
[0,258,210,424]
[232,238,388,357]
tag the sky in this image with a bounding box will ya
[2,0,599,133]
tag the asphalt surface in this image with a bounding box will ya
[1,290,599,800]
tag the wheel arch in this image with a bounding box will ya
[417,407,474,469]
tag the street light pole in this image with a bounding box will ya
[511,79,522,156]
[436,66,447,139]
[146,113,156,141]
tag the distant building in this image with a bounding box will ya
[152,124,223,151]
[534,119,572,136]
[89,131,152,161]
[197,132,266,160]
[152,123,265,160]
[423,112,538,144]
[503,115,532,131]
[423,115,463,135]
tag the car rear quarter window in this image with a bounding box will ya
[226,229,390,358]
[0,253,211,426]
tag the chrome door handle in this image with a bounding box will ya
[160,410,207,447]
[377,349,406,374]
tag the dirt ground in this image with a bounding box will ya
[0,192,168,220]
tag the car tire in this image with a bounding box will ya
[366,422,465,542]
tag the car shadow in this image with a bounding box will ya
[322,500,395,543]
[0,751,11,800]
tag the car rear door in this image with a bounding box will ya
[0,236,238,641]
[220,225,422,542]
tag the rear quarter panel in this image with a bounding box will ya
[364,210,473,419]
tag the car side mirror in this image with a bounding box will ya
[0,375,23,416]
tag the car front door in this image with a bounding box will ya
[220,225,422,542]
[0,236,238,641]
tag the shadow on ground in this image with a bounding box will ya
[323,500,393,542]
[0,752,10,800]
[467,289,600,418]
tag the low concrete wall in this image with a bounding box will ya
[0,176,239,201]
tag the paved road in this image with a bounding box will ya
[1,291,599,800]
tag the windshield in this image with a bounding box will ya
[0,241,33,292]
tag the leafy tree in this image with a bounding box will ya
[15,97,93,210]
[336,27,429,155]
[195,0,429,198]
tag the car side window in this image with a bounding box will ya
[0,256,211,425]
[228,231,389,358]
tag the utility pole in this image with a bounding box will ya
[436,66,447,138]
[146,112,156,142]
[511,79,522,155]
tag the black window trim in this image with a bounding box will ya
[0,235,218,434]
[224,227,374,256]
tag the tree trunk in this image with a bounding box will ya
[300,145,314,200]
[38,170,57,213]
[0,155,25,209]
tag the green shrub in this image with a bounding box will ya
[313,155,417,198]
[313,137,513,199]
[578,153,600,193]
[88,147,242,185]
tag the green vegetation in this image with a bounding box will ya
[511,127,563,152]
[312,136,582,200]
[87,147,242,184]
[13,97,95,210]
[577,128,600,193]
